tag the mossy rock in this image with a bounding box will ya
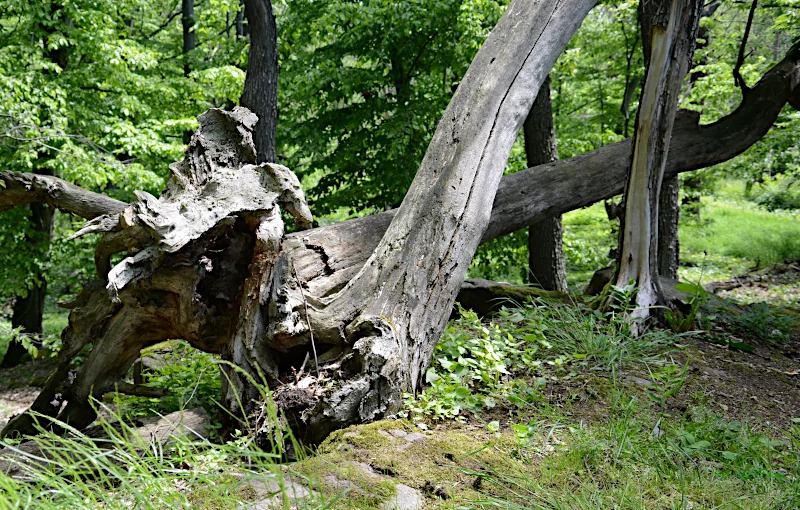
[293,419,539,508]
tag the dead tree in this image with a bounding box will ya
[0,0,597,442]
[1,13,798,443]
[611,0,703,325]
[1,37,798,440]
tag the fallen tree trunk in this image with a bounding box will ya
[288,45,800,298]
[2,0,597,443]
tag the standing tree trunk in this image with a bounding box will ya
[657,175,680,278]
[2,201,55,368]
[182,0,195,77]
[524,76,568,292]
[2,2,68,368]
[613,0,702,323]
[239,0,279,163]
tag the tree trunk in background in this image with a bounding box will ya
[654,2,719,279]
[182,0,195,77]
[2,202,55,368]
[657,175,679,278]
[613,0,702,324]
[240,0,278,163]
[2,3,68,368]
[524,76,567,292]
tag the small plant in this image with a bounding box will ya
[645,359,689,411]
[724,301,793,343]
[664,281,711,333]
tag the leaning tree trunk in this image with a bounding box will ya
[239,0,278,164]
[0,41,800,435]
[524,76,568,292]
[612,0,702,325]
[1,0,597,442]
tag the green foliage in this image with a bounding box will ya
[114,341,222,419]
[403,306,550,420]
[680,197,800,282]
[716,300,794,344]
[279,0,508,214]
[645,359,689,409]
[404,299,674,421]
[0,0,247,302]
[470,399,800,509]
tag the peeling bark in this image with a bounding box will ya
[2,0,597,442]
[612,0,701,325]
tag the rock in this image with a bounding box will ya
[584,265,615,296]
[381,483,423,510]
[0,407,211,480]
[240,477,314,509]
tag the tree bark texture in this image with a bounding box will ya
[1,31,797,442]
[0,0,596,443]
[614,0,702,323]
[523,76,567,292]
[657,175,679,278]
[239,0,278,163]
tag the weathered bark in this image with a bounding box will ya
[613,0,702,324]
[2,0,597,442]
[289,42,800,299]
[1,27,797,442]
[0,171,127,218]
[239,0,279,163]
[225,0,597,443]
[524,76,568,292]
[2,46,797,295]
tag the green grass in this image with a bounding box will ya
[680,198,800,284]
[465,398,800,509]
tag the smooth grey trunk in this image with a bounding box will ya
[614,0,702,323]
[523,76,567,292]
[240,0,279,163]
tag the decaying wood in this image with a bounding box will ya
[2,0,598,442]
[288,43,800,299]
[0,171,126,219]
[223,0,598,443]
[614,0,702,325]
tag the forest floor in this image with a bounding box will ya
[0,260,798,509]
[1,185,798,508]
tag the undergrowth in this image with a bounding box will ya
[403,298,674,422]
